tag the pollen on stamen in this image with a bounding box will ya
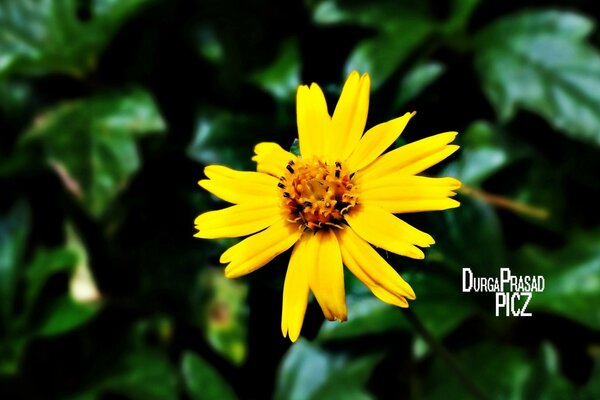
[278,158,357,231]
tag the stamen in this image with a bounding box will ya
[277,159,357,232]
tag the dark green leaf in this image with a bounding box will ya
[395,61,445,109]
[0,79,31,115]
[580,360,600,399]
[0,201,30,324]
[508,155,564,230]
[310,354,380,400]
[250,38,301,101]
[475,10,600,145]
[425,342,530,400]
[522,342,576,400]
[275,340,329,400]
[404,270,479,342]
[317,296,404,342]
[343,20,434,89]
[427,196,506,271]
[20,88,166,217]
[96,350,178,400]
[275,339,381,400]
[195,268,248,365]
[0,337,27,376]
[312,0,428,31]
[442,0,480,35]
[311,1,435,89]
[289,138,300,157]
[443,121,523,186]
[36,295,101,336]
[181,351,238,400]
[318,271,477,343]
[517,229,600,329]
[194,27,225,64]
[188,111,269,171]
[23,248,78,319]
[0,0,157,77]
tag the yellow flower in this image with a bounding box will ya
[195,71,461,342]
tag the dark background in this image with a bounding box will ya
[1,0,599,399]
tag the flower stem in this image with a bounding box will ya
[403,308,489,400]
[459,184,549,220]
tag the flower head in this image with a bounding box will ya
[195,71,461,342]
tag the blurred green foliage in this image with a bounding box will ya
[21,88,166,217]
[0,0,156,77]
[1,0,599,399]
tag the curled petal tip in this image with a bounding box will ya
[223,267,236,279]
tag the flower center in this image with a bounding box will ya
[278,159,357,231]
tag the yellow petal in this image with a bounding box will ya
[252,142,297,177]
[359,175,461,192]
[296,83,330,159]
[331,71,370,161]
[360,132,458,181]
[337,227,415,306]
[281,237,310,342]
[345,204,434,259]
[363,197,461,214]
[221,219,301,278]
[306,230,347,321]
[359,176,461,214]
[199,165,279,204]
[194,202,280,239]
[346,111,415,172]
[396,145,460,176]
